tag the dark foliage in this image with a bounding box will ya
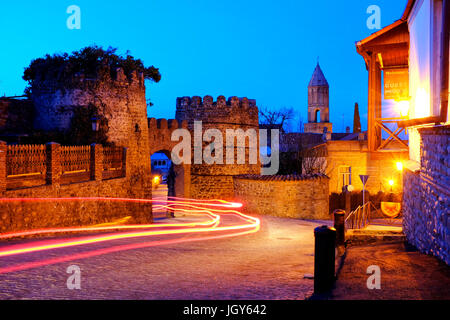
[23,45,161,91]
[278,152,303,175]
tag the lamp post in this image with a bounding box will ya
[91,116,100,143]
[388,179,394,193]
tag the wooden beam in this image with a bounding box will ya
[375,121,409,149]
[367,57,382,151]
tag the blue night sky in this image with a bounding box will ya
[0,0,407,132]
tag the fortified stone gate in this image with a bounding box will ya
[147,118,191,198]
[147,95,261,200]
[176,95,260,200]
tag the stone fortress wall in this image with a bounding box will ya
[147,117,191,198]
[1,69,334,231]
[175,95,261,200]
[31,67,152,198]
[0,67,155,230]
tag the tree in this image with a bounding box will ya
[23,45,161,94]
[259,106,295,132]
[301,145,328,175]
[353,102,361,133]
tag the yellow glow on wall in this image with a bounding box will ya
[413,87,430,118]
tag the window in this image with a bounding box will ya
[315,109,320,123]
[338,166,352,189]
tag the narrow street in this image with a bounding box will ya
[0,191,327,299]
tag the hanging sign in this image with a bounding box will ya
[384,68,409,100]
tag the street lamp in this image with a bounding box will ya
[388,179,394,192]
[396,161,403,171]
[91,116,100,144]
[396,100,410,118]
[91,117,100,132]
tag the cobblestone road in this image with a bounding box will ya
[0,214,327,300]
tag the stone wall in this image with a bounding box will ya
[0,98,34,135]
[30,68,152,201]
[147,118,191,198]
[0,177,152,233]
[233,174,330,219]
[402,125,449,265]
[175,96,260,200]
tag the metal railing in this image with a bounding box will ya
[345,201,379,230]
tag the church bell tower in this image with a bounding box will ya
[304,63,333,134]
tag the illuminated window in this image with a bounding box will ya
[338,166,352,188]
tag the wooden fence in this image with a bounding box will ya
[0,142,126,190]
[7,145,46,177]
[102,146,125,179]
[61,145,91,174]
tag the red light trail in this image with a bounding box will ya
[0,197,260,274]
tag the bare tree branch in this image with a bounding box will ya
[259,106,295,131]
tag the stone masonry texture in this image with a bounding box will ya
[233,174,330,219]
[175,96,260,200]
[402,125,450,265]
[0,67,155,231]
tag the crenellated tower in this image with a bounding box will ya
[175,95,260,200]
[30,67,152,202]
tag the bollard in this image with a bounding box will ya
[345,189,351,215]
[333,209,346,248]
[314,225,336,294]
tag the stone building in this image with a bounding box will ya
[393,0,448,264]
[353,0,449,264]
[304,63,333,134]
[175,96,260,200]
[31,68,151,187]
[278,61,409,195]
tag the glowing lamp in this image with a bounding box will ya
[396,100,410,117]
[388,179,394,186]
[153,176,160,185]
[91,117,100,132]
[396,162,403,171]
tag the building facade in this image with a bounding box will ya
[400,0,449,264]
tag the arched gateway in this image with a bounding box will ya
[148,118,191,198]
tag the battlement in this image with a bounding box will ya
[175,96,259,126]
[148,118,188,130]
[176,96,257,109]
[31,67,145,90]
